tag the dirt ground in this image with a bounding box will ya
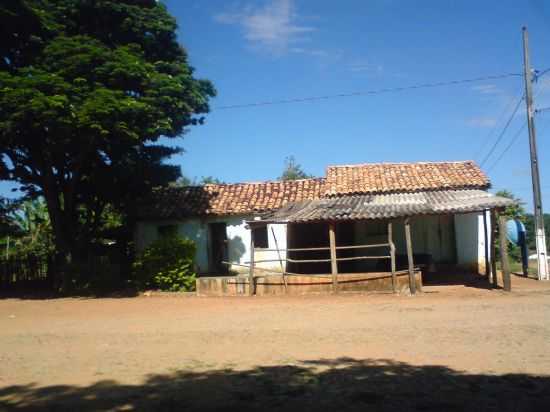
[1,274,550,411]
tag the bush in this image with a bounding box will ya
[133,236,197,292]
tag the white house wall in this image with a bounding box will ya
[134,216,287,274]
[454,211,487,273]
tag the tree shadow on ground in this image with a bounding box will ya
[422,271,496,290]
[1,358,548,411]
[0,288,139,300]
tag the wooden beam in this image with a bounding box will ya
[498,213,512,292]
[490,210,498,288]
[328,222,338,293]
[388,221,397,293]
[249,230,255,296]
[483,210,491,284]
[404,218,416,294]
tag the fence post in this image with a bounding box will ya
[328,222,338,293]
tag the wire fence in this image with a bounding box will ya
[0,255,52,291]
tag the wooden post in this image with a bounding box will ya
[498,213,512,292]
[404,218,416,294]
[490,210,498,288]
[483,210,491,284]
[271,226,288,292]
[249,228,255,296]
[328,222,338,293]
[388,221,397,293]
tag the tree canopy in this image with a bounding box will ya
[279,156,314,181]
[0,0,215,261]
[494,190,527,220]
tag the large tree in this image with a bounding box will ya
[0,1,215,261]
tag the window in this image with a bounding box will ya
[158,224,178,238]
[253,225,268,249]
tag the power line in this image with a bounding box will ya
[214,72,522,110]
[474,85,524,164]
[487,101,550,172]
[483,71,550,170]
[486,121,527,172]
[479,94,525,167]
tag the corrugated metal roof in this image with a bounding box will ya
[259,190,514,223]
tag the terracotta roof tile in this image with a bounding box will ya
[138,178,326,219]
[324,161,489,196]
[138,160,491,219]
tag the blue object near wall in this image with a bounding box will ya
[506,219,526,246]
[506,219,529,275]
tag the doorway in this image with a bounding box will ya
[209,222,228,274]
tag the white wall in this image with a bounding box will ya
[454,211,488,273]
[135,216,288,274]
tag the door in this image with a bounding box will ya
[209,222,228,274]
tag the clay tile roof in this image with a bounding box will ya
[324,161,489,196]
[138,178,326,219]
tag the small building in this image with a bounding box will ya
[136,160,514,295]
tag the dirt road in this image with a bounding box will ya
[1,277,550,411]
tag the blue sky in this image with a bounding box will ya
[3,0,550,211]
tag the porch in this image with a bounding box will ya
[196,188,515,297]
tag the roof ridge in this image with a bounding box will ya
[203,177,325,187]
[326,160,477,169]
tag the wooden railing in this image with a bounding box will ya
[224,221,406,295]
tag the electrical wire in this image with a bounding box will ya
[482,75,550,171]
[474,84,524,164]
[486,122,528,172]
[479,94,525,167]
[214,72,522,110]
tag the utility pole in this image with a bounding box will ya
[522,27,549,281]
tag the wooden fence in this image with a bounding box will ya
[0,256,51,291]
[223,221,419,296]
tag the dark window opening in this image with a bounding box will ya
[158,224,178,238]
[253,226,269,249]
[209,222,228,274]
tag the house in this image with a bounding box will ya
[136,160,514,294]
[135,178,325,274]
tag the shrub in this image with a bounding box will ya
[133,236,197,291]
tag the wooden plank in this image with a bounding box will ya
[336,255,391,261]
[335,243,391,250]
[483,210,491,284]
[222,261,283,274]
[388,221,397,293]
[490,210,498,288]
[254,246,330,252]
[498,213,512,292]
[253,243,390,252]
[404,218,416,294]
[271,227,288,292]
[249,231,255,296]
[328,222,338,292]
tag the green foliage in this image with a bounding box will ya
[172,175,225,186]
[495,190,526,220]
[199,176,225,185]
[133,236,196,291]
[494,190,526,261]
[0,0,215,265]
[0,197,19,238]
[279,156,314,181]
[524,213,550,252]
[4,198,54,259]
